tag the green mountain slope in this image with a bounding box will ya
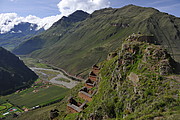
[15,34,180,120]
[62,34,180,120]
[13,5,180,77]
[13,10,89,55]
[0,47,38,95]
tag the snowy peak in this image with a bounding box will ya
[7,22,43,34]
[0,22,44,50]
[0,22,44,35]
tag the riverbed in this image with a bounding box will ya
[30,67,79,89]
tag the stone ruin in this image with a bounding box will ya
[85,78,96,88]
[78,87,97,102]
[66,65,100,113]
[67,97,87,113]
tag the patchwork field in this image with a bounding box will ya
[0,102,23,118]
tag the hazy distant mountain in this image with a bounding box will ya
[0,22,44,50]
[0,47,38,95]
[13,5,180,77]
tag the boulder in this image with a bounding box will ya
[127,72,139,86]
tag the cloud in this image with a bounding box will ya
[0,0,110,34]
[57,0,110,16]
[0,13,62,34]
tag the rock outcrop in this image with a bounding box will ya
[63,34,180,120]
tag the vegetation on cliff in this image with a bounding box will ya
[62,34,180,120]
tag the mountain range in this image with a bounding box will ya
[14,34,180,120]
[0,22,44,50]
[12,5,180,78]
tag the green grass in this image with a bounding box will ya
[63,36,180,120]
[0,106,6,111]
[1,86,69,108]
[2,103,12,109]
[0,99,5,104]
[55,78,71,83]
[18,56,52,69]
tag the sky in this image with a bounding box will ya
[0,0,180,33]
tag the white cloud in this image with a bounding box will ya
[57,0,110,16]
[0,0,110,34]
[0,13,62,34]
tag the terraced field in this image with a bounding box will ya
[0,102,23,118]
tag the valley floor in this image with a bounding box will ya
[30,67,79,88]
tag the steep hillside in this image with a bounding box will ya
[13,34,180,120]
[0,22,44,50]
[61,34,180,120]
[13,10,89,55]
[13,5,180,77]
[0,47,38,95]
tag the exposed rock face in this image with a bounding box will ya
[126,34,156,44]
[127,72,139,87]
[159,59,173,75]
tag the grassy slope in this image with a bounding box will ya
[14,36,180,120]
[0,47,38,95]
[1,86,68,108]
[63,35,180,119]
[13,5,180,77]
[9,83,84,120]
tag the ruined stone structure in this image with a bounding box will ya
[78,87,96,102]
[67,65,100,113]
[92,64,100,75]
[89,71,98,81]
[85,79,96,88]
[67,97,87,113]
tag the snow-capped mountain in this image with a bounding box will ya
[0,22,44,50]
